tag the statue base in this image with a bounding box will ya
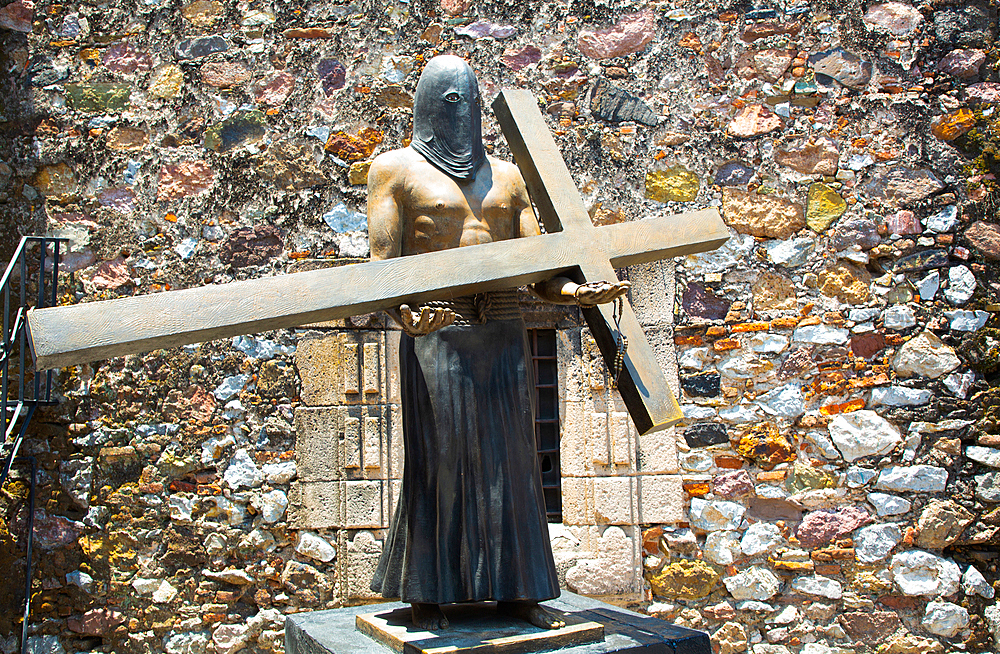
[285,591,710,654]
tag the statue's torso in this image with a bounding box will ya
[399,151,520,256]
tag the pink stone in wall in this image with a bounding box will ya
[104,42,153,73]
[884,209,922,235]
[158,160,214,201]
[967,82,1000,103]
[797,506,872,548]
[90,256,131,290]
[727,104,782,137]
[502,45,542,71]
[578,10,657,60]
[255,71,295,106]
[440,0,471,15]
[0,0,33,32]
[201,61,251,88]
[69,609,125,636]
[713,470,755,498]
[938,49,986,79]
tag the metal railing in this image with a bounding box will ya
[1,236,67,654]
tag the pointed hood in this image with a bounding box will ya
[410,55,486,181]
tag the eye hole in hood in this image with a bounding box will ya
[411,55,486,181]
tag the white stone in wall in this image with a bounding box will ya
[163,632,211,654]
[945,309,989,331]
[212,624,250,654]
[684,230,754,274]
[867,492,912,516]
[684,404,718,420]
[749,333,789,353]
[25,636,66,654]
[870,386,932,406]
[967,446,1000,468]
[152,579,179,603]
[944,370,975,398]
[804,430,841,460]
[680,450,714,472]
[891,331,961,379]
[790,575,842,599]
[224,449,264,489]
[962,564,995,599]
[741,522,783,556]
[704,530,742,565]
[890,550,961,596]
[678,347,713,370]
[882,305,916,329]
[792,324,849,345]
[295,531,336,562]
[766,605,798,625]
[986,605,1000,650]
[876,465,948,492]
[763,237,815,267]
[849,307,880,322]
[944,265,976,305]
[254,489,288,523]
[169,494,197,523]
[689,498,746,531]
[756,383,805,418]
[854,523,902,562]
[719,404,762,423]
[917,271,940,300]
[262,460,297,483]
[723,566,781,601]
[828,410,901,461]
[213,374,250,401]
[204,568,254,585]
[922,601,970,637]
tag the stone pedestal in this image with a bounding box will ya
[286,591,710,654]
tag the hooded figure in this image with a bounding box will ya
[410,55,487,181]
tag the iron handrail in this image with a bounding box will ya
[1,235,67,654]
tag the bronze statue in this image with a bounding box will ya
[366,55,629,631]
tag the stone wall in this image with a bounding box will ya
[2,0,1000,653]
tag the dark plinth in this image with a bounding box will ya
[285,592,710,654]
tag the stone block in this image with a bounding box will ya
[343,530,383,601]
[288,481,341,529]
[564,525,642,595]
[637,475,685,524]
[593,476,635,525]
[560,401,594,477]
[591,411,610,466]
[295,407,344,482]
[296,405,390,482]
[345,480,384,528]
[561,477,593,526]
[296,332,388,406]
[384,330,402,404]
[627,260,675,327]
[637,426,680,473]
[610,411,633,467]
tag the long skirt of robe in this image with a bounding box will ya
[370,318,560,604]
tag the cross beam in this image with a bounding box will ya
[27,89,728,434]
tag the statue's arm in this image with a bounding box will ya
[511,170,629,306]
[366,153,454,335]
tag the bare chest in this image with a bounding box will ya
[401,164,517,254]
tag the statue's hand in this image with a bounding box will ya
[573,280,631,306]
[400,304,455,336]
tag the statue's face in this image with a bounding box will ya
[411,55,485,180]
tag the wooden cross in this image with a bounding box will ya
[27,89,728,435]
